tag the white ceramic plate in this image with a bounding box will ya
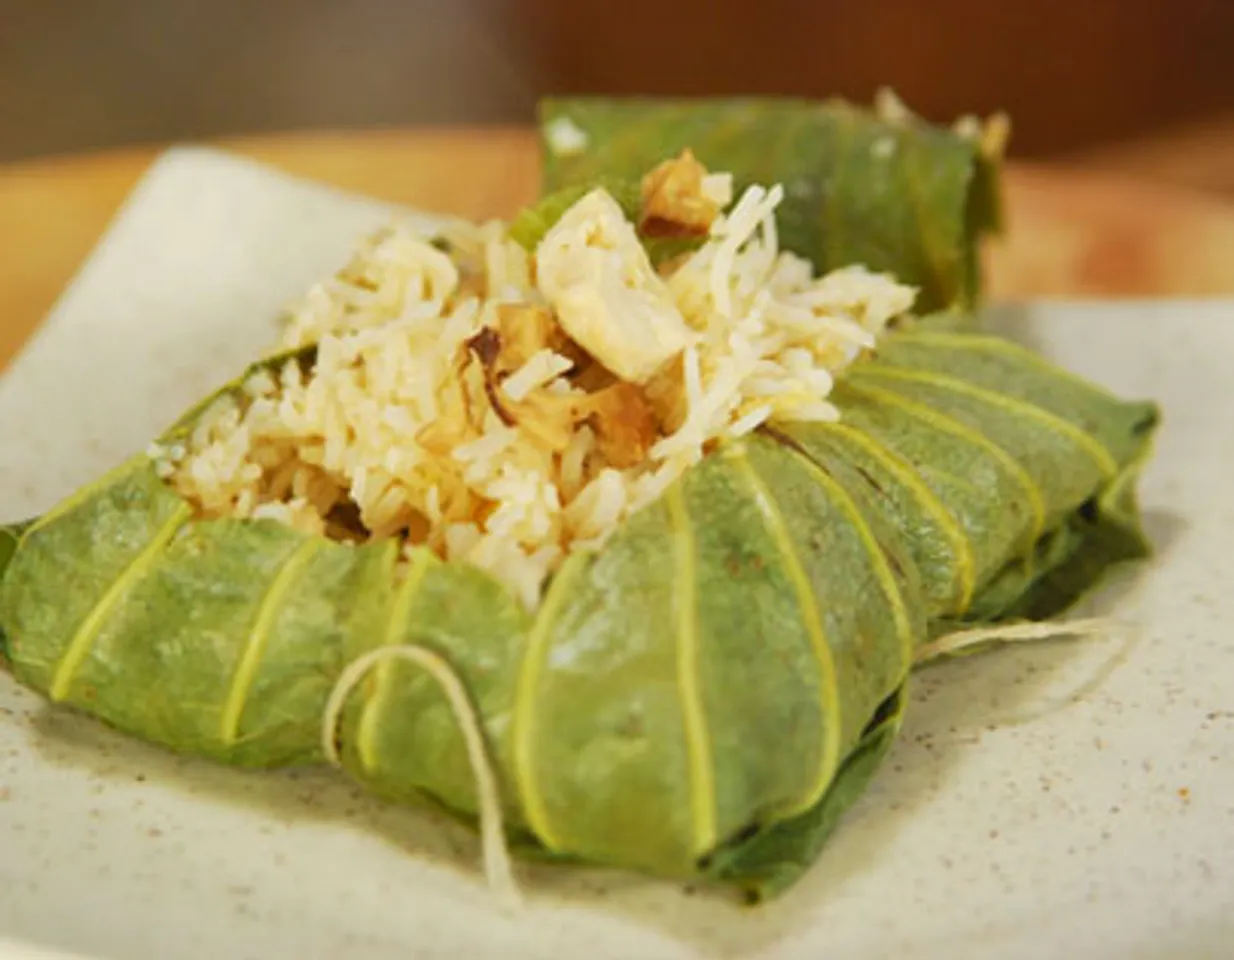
[1,150,1232,960]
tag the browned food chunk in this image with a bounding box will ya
[639,149,720,239]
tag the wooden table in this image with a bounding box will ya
[4,127,1234,372]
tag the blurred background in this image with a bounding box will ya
[2,0,1234,182]
[4,0,1234,357]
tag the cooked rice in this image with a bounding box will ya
[543,116,589,157]
[156,155,917,609]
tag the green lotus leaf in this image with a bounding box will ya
[508,177,703,267]
[0,96,1161,900]
[0,325,1158,893]
[538,96,1004,314]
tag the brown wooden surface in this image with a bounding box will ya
[3,126,1234,373]
[523,0,1234,156]
[8,3,1234,162]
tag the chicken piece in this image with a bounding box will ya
[493,303,566,376]
[639,149,721,239]
[466,323,577,452]
[451,265,487,304]
[505,381,659,466]
[464,297,663,464]
[580,382,659,469]
[535,188,696,385]
[642,356,690,434]
[509,391,580,453]
[569,353,617,393]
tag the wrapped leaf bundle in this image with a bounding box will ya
[537,92,1007,314]
[0,96,1157,902]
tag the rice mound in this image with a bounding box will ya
[153,153,918,609]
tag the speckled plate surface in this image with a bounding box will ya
[1,149,1232,960]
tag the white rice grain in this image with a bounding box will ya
[501,350,575,402]
[164,164,916,610]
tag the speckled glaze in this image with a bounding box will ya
[0,149,1232,960]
